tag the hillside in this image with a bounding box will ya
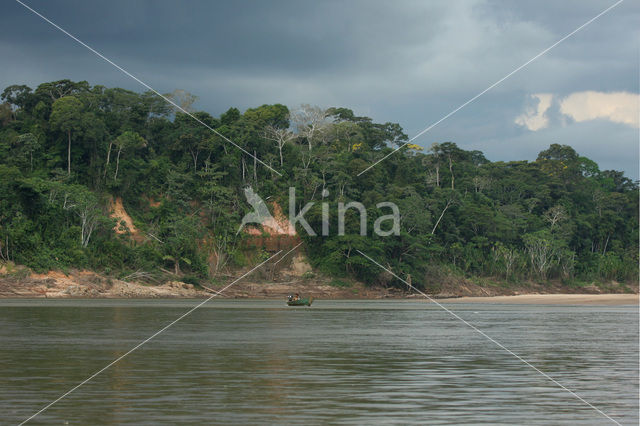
[0,80,637,294]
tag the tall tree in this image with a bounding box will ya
[112,131,146,181]
[50,96,84,176]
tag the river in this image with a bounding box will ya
[1,299,637,425]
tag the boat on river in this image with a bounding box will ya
[287,295,313,306]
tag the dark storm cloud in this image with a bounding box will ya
[1,0,638,177]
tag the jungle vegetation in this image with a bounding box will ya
[0,80,637,289]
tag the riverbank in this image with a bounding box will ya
[0,264,636,301]
[439,294,638,306]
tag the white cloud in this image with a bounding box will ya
[559,91,639,128]
[516,91,640,132]
[515,93,553,131]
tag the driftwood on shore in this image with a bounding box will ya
[199,283,228,297]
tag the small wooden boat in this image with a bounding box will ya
[287,296,313,306]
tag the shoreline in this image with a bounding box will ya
[438,293,638,306]
[1,266,637,305]
[0,294,637,306]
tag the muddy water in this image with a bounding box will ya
[1,299,637,425]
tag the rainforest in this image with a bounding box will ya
[0,80,637,292]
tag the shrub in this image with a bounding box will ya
[329,279,351,288]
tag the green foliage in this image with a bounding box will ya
[0,80,637,289]
[181,275,200,286]
[329,279,351,288]
[301,271,316,280]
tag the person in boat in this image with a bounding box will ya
[287,294,293,302]
[293,293,300,301]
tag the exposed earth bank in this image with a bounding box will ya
[0,261,636,301]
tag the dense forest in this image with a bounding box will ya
[0,80,637,290]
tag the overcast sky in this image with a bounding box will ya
[2,0,638,178]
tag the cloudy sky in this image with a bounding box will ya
[2,0,638,178]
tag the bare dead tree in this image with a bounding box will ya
[289,104,329,151]
[525,237,555,280]
[263,125,296,166]
[60,188,102,248]
[543,205,567,229]
[166,89,198,113]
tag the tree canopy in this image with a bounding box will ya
[0,80,637,288]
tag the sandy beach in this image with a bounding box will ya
[440,293,639,306]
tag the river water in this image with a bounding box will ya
[1,299,637,425]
